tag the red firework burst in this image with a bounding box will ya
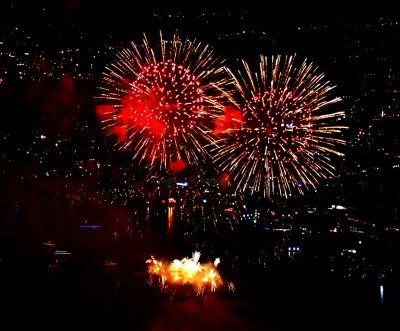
[96,32,230,173]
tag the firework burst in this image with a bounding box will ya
[146,251,234,297]
[213,55,347,198]
[96,32,230,173]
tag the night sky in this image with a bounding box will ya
[1,2,400,330]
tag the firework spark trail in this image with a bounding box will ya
[96,32,230,173]
[146,252,233,296]
[213,55,347,198]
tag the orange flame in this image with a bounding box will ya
[146,252,232,296]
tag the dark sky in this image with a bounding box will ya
[2,1,399,30]
[1,1,398,59]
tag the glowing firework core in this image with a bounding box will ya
[241,90,312,162]
[130,61,203,136]
[146,252,228,296]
